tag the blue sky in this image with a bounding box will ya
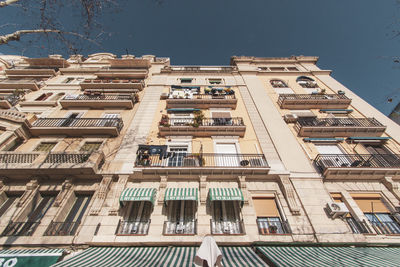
[1,0,400,115]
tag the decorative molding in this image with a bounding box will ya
[238,176,249,204]
[200,175,207,204]
[158,175,167,205]
[278,175,301,215]
[90,175,113,215]
[17,179,38,207]
[382,176,400,201]
[109,174,128,215]
[53,179,73,207]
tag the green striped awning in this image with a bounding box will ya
[119,188,157,205]
[51,247,196,267]
[0,249,63,267]
[257,246,400,267]
[164,188,198,201]
[221,247,266,267]
[209,188,244,201]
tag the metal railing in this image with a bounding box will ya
[256,218,291,235]
[32,118,124,131]
[296,117,384,128]
[135,153,268,168]
[44,153,91,164]
[2,221,40,236]
[210,219,245,235]
[160,117,244,127]
[370,221,400,235]
[63,94,135,102]
[346,218,372,234]
[277,94,349,105]
[44,221,81,236]
[163,220,197,235]
[168,94,236,100]
[0,95,21,106]
[116,220,150,235]
[315,154,400,170]
[83,79,143,84]
[0,153,39,163]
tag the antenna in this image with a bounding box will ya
[125,48,129,56]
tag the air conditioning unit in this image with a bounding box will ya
[326,202,349,219]
[284,114,298,123]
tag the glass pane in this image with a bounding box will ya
[80,142,102,152]
[34,142,56,152]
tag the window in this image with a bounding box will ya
[180,78,193,84]
[2,138,22,151]
[80,142,102,152]
[352,194,400,235]
[45,194,91,236]
[51,93,65,101]
[60,112,82,127]
[164,200,196,235]
[270,79,293,94]
[0,193,21,219]
[253,197,289,234]
[269,67,285,71]
[211,201,243,234]
[2,192,56,236]
[168,146,188,167]
[63,78,75,84]
[287,67,298,71]
[34,142,57,152]
[118,201,152,235]
[35,93,53,101]
[170,113,193,126]
[296,76,319,93]
[208,78,222,85]
[363,144,400,167]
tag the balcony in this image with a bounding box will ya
[295,117,386,137]
[0,151,104,177]
[256,218,291,235]
[30,118,123,137]
[116,220,150,235]
[5,68,56,79]
[80,79,144,92]
[314,154,400,179]
[166,94,237,109]
[2,221,40,236]
[163,220,197,235]
[44,221,81,236]
[369,221,400,235]
[277,94,351,109]
[346,218,372,234]
[60,94,137,109]
[210,219,245,235]
[158,117,246,137]
[0,95,21,109]
[0,79,41,91]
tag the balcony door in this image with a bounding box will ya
[168,146,188,167]
[215,143,239,167]
[120,201,152,235]
[364,144,400,167]
[212,201,242,234]
[165,200,196,234]
[61,112,82,127]
[315,144,351,167]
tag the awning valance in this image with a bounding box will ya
[119,188,157,205]
[167,108,200,112]
[257,246,400,267]
[209,188,243,201]
[319,109,353,113]
[220,247,266,267]
[164,188,198,201]
[347,136,391,143]
[0,248,63,267]
[303,138,344,143]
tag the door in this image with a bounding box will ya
[364,144,400,167]
[61,113,81,127]
[101,113,119,127]
[315,144,350,167]
[168,146,188,167]
[215,143,239,167]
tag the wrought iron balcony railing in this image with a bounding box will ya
[44,221,81,236]
[346,218,372,234]
[135,153,268,168]
[168,94,236,100]
[256,218,291,235]
[277,94,351,109]
[2,221,40,236]
[116,220,150,235]
[369,220,400,235]
[160,117,244,127]
[315,154,400,170]
[297,117,384,128]
[63,94,135,102]
[0,152,92,164]
[44,153,92,164]
[32,118,124,131]
[163,220,197,235]
[0,153,39,163]
[210,219,245,235]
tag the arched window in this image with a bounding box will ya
[270,79,293,94]
[296,76,319,93]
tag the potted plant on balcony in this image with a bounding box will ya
[192,110,204,128]
[133,93,139,103]
[269,225,278,234]
[159,115,170,127]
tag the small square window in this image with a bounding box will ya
[180,78,193,84]
[34,142,57,152]
[80,142,102,152]
[269,67,285,71]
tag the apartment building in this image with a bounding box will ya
[0,54,398,266]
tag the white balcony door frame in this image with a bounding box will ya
[213,137,240,167]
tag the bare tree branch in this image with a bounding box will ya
[0,29,100,46]
[0,0,19,7]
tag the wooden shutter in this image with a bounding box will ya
[252,198,280,217]
[330,193,343,203]
[351,194,390,213]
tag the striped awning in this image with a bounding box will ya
[164,188,198,201]
[209,188,244,201]
[119,188,157,205]
[347,137,391,143]
[51,247,196,267]
[0,249,63,267]
[220,247,266,267]
[257,246,400,267]
[303,138,344,143]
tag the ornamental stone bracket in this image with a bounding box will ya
[109,174,128,215]
[238,176,249,204]
[17,179,39,207]
[278,175,301,215]
[90,175,113,216]
[53,179,73,207]
[382,176,400,202]
[158,176,167,205]
[200,175,207,204]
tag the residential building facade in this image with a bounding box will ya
[0,54,399,266]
